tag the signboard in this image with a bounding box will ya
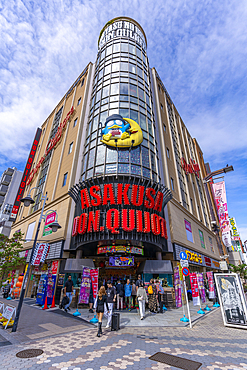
[199,230,205,249]
[174,244,220,269]
[78,267,91,304]
[181,157,200,178]
[90,269,99,299]
[214,273,247,329]
[184,219,194,243]
[109,256,134,267]
[206,271,216,299]
[220,261,228,271]
[2,305,16,329]
[51,260,59,275]
[31,243,49,266]
[11,128,42,219]
[182,267,190,276]
[212,181,231,248]
[189,273,200,305]
[97,245,143,255]
[229,217,240,239]
[174,266,182,307]
[180,251,187,260]
[43,212,56,237]
[180,260,189,268]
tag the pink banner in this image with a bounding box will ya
[79,267,91,304]
[189,273,200,306]
[197,273,206,303]
[211,181,231,248]
[206,271,216,299]
[90,269,98,299]
[174,266,182,308]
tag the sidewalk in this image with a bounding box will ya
[66,299,217,327]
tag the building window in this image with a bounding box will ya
[73,118,78,127]
[163,123,166,132]
[161,104,163,110]
[158,84,161,91]
[166,148,170,159]
[190,198,193,211]
[77,97,81,106]
[62,172,68,187]
[171,177,174,191]
[81,78,85,87]
[68,142,73,154]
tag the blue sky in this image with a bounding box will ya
[0,0,246,241]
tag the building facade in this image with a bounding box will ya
[10,17,221,300]
[0,167,22,236]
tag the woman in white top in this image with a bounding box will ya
[137,281,148,320]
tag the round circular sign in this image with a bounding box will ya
[182,267,190,276]
[179,251,187,260]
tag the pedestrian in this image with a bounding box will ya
[94,286,109,337]
[136,274,143,292]
[116,279,124,310]
[124,279,132,310]
[137,281,148,320]
[104,280,116,328]
[157,280,165,313]
[89,282,94,313]
[131,280,137,308]
[148,279,158,313]
[64,275,74,312]
[3,280,11,299]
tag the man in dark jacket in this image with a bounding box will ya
[116,279,124,310]
[104,280,116,328]
[64,275,74,312]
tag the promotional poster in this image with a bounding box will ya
[174,266,182,308]
[79,267,91,304]
[189,273,200,306]
[207,271,216,299]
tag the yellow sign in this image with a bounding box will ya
[185,250,203,264]
[101,114,143,148]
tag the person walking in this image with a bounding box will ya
[3,280,11,299]
[89,282,94,313]
[104,280,116,328]
[124,279,132,310]
[94,286,109,337]
[116,279,124,310]
[157,280,165,313]
[137,281,148,319]
[148,279,158,313]
[136,274,143,291]
[131,280,137,308]
[64,275,74,312]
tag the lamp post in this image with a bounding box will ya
[12,188,61,332]
[203,165,234,262]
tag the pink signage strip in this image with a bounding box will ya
[45,212,56,226]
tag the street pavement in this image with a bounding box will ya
[0,298,247,369]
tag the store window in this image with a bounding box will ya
[62,172,68,187]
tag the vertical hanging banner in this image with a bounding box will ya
[31,243,49,266]
[174,266,182,308]
[90,269,99,299]
[189,273,200,305]
[207,271,216,299]
[197,273,206,303]
[79,267,91,304]
[211,181,231,248]
[11,128,42,220]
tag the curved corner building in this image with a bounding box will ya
[69,17,173,279]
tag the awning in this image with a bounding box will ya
[64,258,95,273]
[138,260,173,274]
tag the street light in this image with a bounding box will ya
[12,187,61,332]
[203,165,234,182]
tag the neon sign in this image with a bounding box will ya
[181,157,200,178]
[26,106,75,186]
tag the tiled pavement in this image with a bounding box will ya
[1,309,247,369]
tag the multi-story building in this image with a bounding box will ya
[10,17,221,301]
[0,167,22,236]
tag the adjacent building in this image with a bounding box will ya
[10,17,221,300]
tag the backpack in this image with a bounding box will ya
[148,285,153,295]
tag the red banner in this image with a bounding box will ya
[189,273,200,306]
[206,271,216,299]
[90,269,99,299]
[51,260,59,275]
[31,243,49,266]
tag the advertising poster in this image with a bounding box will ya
[184,219,194,243]
[211,181,231,248]
[197,273,206,303]
[174,266,182,308]
[215,273,247,328]
[43,212,56,237]
[189,273,200,305]
[109,256,134,267]
[207,271,216,299]
[79,267,91,304]
[90,269,99,299]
